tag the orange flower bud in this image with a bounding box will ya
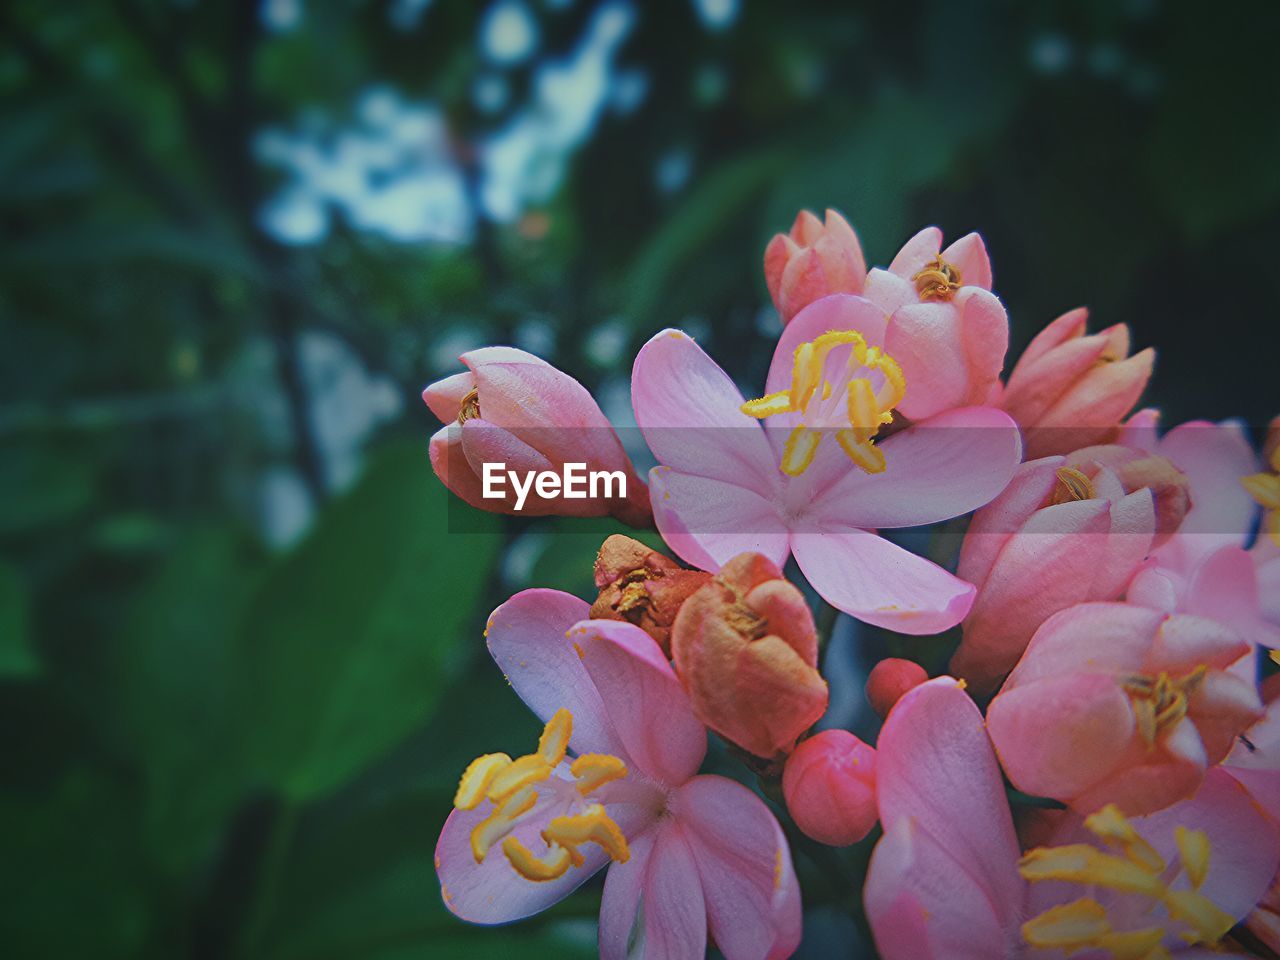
[671,553,828,759]
[782,730,878,846]
[865,658,929,719]
[589,535,712,656]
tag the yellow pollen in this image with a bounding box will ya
[457,387,481,424]
[911,255,963,301]
[1021,806,1234,956]
[453,707,630,882]
[1242,469,1280,547]
[1122,667,1206,748]
[740,330,905,476]
[1051,466,1097,504]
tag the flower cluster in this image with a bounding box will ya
[424,208,1279,959]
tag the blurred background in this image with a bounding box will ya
[2,1,1278,957]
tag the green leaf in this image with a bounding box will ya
[105,525,264,875]
[238,441,500,802]
[0,769,150,959]
[0,560,38,677]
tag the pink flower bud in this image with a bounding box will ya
[865,658,929,719]
[423,347,651,526]
[588,534,712,656]
[764,209,867,324]
[1000,308,1155,459]
[671,553,828,759]
[782,730,877,846]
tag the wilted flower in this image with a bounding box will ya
[436,589,801,959]
[423,346,651,525]
[588,534,712,655]
[1000,307,1155,459]
[986,602,1262,815]
[671,552,826,759]
[764,208,867,324]
[782,729,878,847]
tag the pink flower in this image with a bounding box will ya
[1223,675,1280,826]
[1000,308,1155,459]
[1242,413,1280,548]
[864,677,1279,959]
[764,208,866,324]
[950,454,1158,694]
[630,296,1022,634]
[860,227,1009,420]
[435,588,801,960]
[782,729,877,847]
[670,552,827,760]
[423,347,651,525]
[986,602,1262,815]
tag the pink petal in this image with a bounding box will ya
[987,673,1134,800]
[600,822,707,960]
[1001,330,1111,426]
[422,370,476,423]
[874,679,1023,939]
[1154,420,1259,554]
[429,425,488,510]
[1189,669,1264,762]
[887,226,943,280]
[957,457,1066,593]
[485,589,624,758]
[1014,307,1089,370]
[632,330,779,495]
[883,302,969,419]
[807,407,1022,529]
[647,466,791,573]
[676,775,803,960]
[865,818,1008,960]
[1183,545,1275,648]
[764,293,890,396]
[940,232,992,290]
[1144,612,1250,674]
[436,796,607,924]
[958,288,1008,398]
[1002,603,1163,688]
[792,530,975,634]
[571,618,707,785]
[862,267,919,316]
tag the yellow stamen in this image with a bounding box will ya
[1020,898,1111,948]
[457,387,481,424]
[1097,928,1169,960]
[1018,845,1166,897]
[538,707,573,766]
[502,835,574,882]
[571,753,628,794]
[487,753,553,800]
[1085,804,1165,873]
[741,390,793,418]
[847,378,881,430]
[470,783,538,863]
[1242,472,1280,510]
[1122,667,1206,749]
[911,255,963,301]
[1164,890,1234,944]
[454,752,513,810]
[781,425,821,476]
[1051,466,1097,504]
[836,429,886,474]
[543,803,630,866]
[1174,827,1210,891]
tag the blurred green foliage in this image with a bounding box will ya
[1,1,1277,958]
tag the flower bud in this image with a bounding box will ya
[423,347,651,526]
[865,658,929,719]
[589,535,712,655]
[782,730,877,846]
[1062,444,1191,543]
[671,553,828,759]
[764,209,867,324]
[1000,308,1154,459]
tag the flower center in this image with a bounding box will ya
[453,707,630,882]
[1049,466,1096,504]
[1019,804,1234,957]
[741,330,906,476]
[1241,443,1280,546]
[1122,666,1206,748]
[911,255,963,301]
[457,388,481,424]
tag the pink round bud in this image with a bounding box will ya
[865,658,928,719]
[782,730,878,847]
